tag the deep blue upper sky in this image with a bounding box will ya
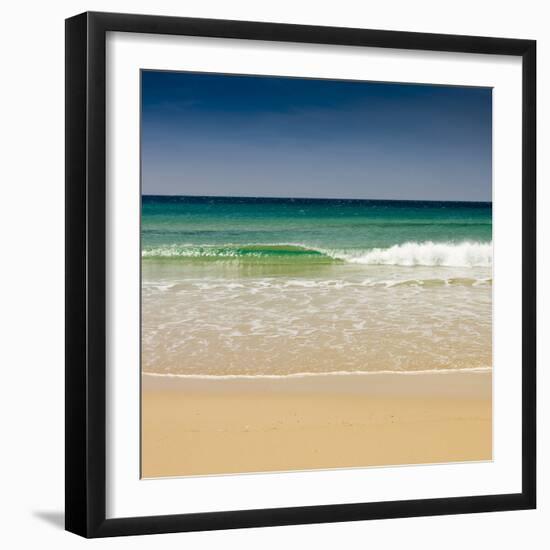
[141,71,492,201]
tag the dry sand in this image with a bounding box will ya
[141,371,492,478]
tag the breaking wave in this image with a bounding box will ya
[142,240,492,268]
[331,241,492,267]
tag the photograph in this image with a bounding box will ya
[140,70,493,478]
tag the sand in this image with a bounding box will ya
[141,371,492,478]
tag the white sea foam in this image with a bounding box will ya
[329,241,492,267]
[142,367,492,380]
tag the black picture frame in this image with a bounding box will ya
[65,11,536,538]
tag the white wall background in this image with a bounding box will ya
[0,1,546,548]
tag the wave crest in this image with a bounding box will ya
[141,243,329,260]
[330,241,492,267]
[142,241,492,267]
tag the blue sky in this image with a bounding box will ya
[141,71,492,201]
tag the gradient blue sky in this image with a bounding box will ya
[141,71,492,201]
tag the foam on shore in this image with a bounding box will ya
[142,368,492,398]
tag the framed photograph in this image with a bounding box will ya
[65,11,536,538]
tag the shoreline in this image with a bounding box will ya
[142,370,492,478]
[142,369,492,398]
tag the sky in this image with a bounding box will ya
[141,71,492,201]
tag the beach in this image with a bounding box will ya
[141,196,493,478]
[141,371,492,478]
[139,64,494,480]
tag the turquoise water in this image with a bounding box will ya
[141,196,492,376]
[142,196,492,265]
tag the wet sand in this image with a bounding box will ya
[141,371,492,478]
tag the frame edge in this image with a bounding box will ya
[521,39,537,511]
[65,11,89,538]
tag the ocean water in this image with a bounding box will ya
[142,196,492,376]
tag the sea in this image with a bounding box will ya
[141,195,492,377]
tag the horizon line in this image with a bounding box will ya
[141,194,492,204]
